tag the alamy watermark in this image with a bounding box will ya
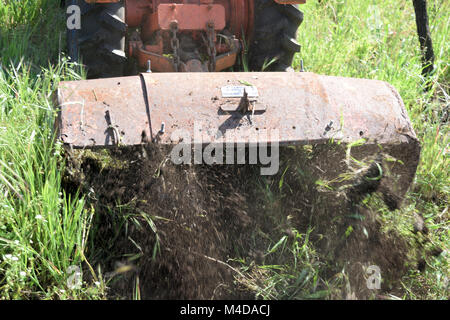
[366,265,381,290]
[66,4,81,30]
[169,122,280,176]
[66,265,82,290]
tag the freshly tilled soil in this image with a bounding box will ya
[63,144,418,299]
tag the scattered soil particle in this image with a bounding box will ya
[62,144,422,299]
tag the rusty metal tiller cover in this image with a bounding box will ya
[56,72,418,146]
[56,72,420,198]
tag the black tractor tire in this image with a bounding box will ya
[67,0,127,78]
[249,1,304,71]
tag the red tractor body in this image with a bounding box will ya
[80,0,305,72]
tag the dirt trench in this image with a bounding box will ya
[62,143,418,299]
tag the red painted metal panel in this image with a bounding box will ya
[157,4,226,30]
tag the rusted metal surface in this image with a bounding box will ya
[129,32,240,72]
[131,40,176,73]
[88,0,300,38]
[124,0,256,72]
[57,72,418,148]
[156,4,226,31]
[125,0,151,27]
[125,0,254,36]
[142,73,418,146]
[123,0,306,72]
[56,76,151,147]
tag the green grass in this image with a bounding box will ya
[1,63,87,299]
[0,0,448,299]
[0,1,102,299]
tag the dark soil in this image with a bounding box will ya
[62,143,420,300]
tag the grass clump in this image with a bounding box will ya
[0,0,102,299]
